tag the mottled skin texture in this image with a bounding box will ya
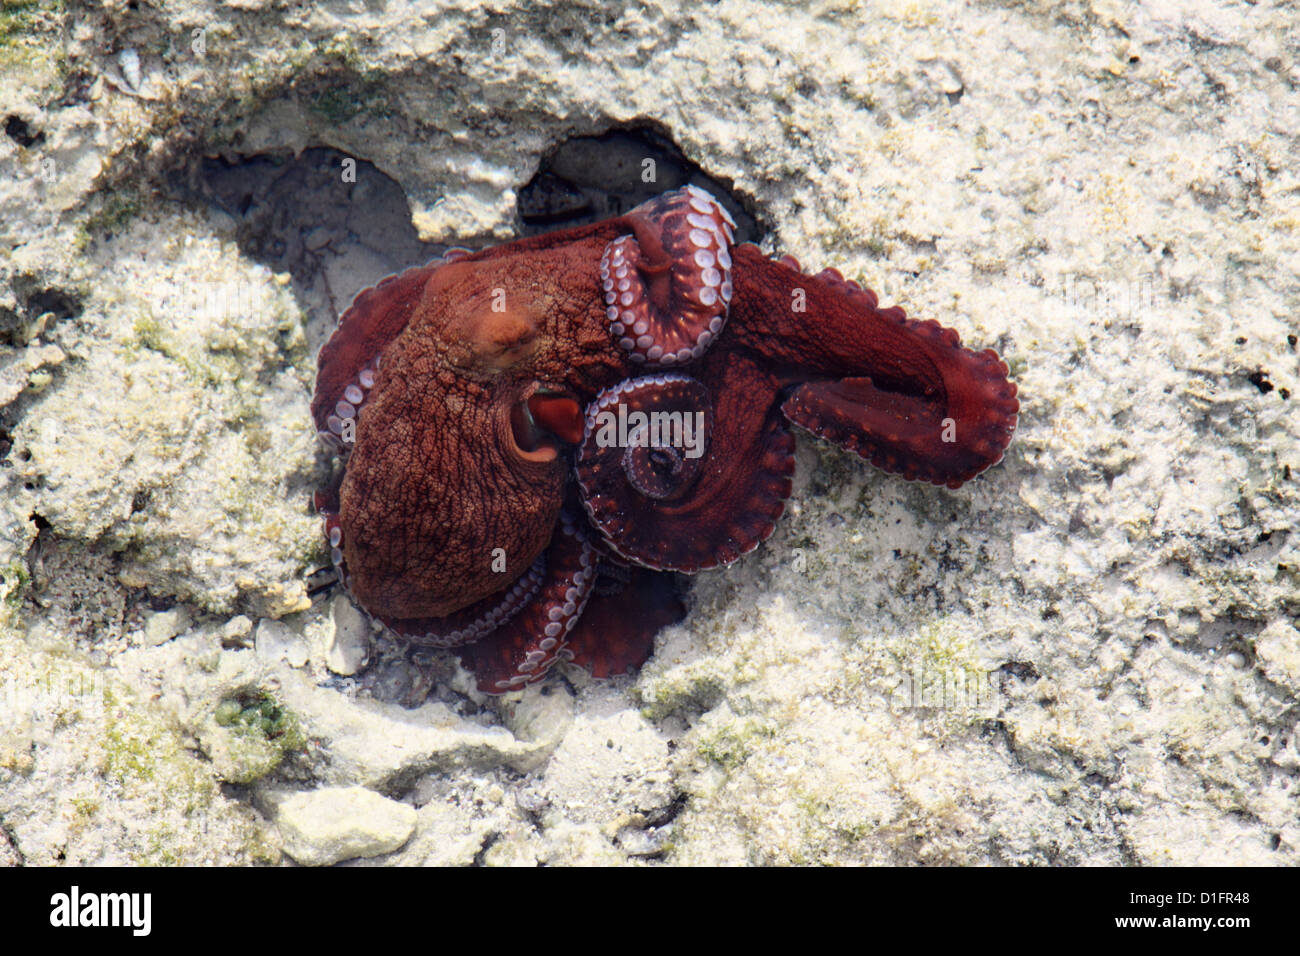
[312,187,1018,692]
[329,246,626,618]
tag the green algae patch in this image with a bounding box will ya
[100,686,216,819]
[695,717,777,772]
[76,193,144,251]
[635,667,726,722]
[208,690,305,785]
[1,560,30,608]
[0,0,42,45]
[304,35,395,124]
[0,0,64,88]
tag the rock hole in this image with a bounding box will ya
[998,660,1040,682]
[517,126,761,242]
[2,283,82,346]
[1247,369,1274,394]
[23,287,81,323]
[3,115,44,149]
[0,307,20,347]
[191,147,446,356]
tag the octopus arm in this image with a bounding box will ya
[459,511,599,693]
[728,245,1019,488]
[311,261,443,434]
[561,567,685,679]
[576,355,796,571]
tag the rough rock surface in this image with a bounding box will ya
[266,786,417,867]
[0,0,1296,866]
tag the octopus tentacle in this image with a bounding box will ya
[382,560,545,649]
[576,367,795,570]
[314,482,348,579]
[311,259,445,437]
[729,244,1019,488]
[319,358,380,452]
[782,350,1018,488]
[459,510,599,693]
[560,566,685,679]
[600,185,735,366]
[576,373,709,567]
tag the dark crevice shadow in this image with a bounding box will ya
[189,147,446,358]
[517,126,763,244]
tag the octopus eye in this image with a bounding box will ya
[509,388,584,460]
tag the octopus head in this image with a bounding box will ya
[336,259,584,621]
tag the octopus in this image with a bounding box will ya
[311,186,1019,694]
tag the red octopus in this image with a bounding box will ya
[311,186,1019,693]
